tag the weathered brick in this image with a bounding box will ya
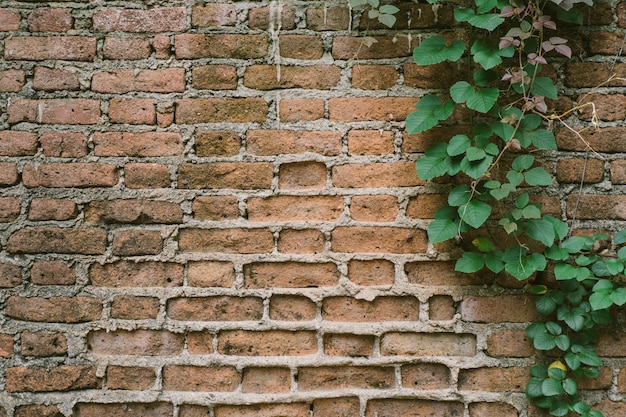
[619,368,626,393]
[307,7,350,30]
[366,399,464,417]
[153,35,171,58]
[0,131,36,156]
[458,367,528,392]
[6,296,101,322]
[324,334,374,357]
[6,365,99,392]
[175,98,268,124]
[15,405,64,417]
[280,35,323,59]
[0,197,20,222]
[218,330,317,356]
[404,62,460,89]
[106,366,156,390]
[557,127,626,152]
[108,98,156,124]
[596,332,626,356]
[187,332,214,354]
[429,295,456,320]
[175,34,268,59]
[462,295,541,322]
[89,261,183,287]
[564,62,626,88]
[350,195,398,222]
[279,161,327,190]
[329,97,416,122]
[577,93,626,121]
[178,162,273,189]
[348,130,394,155]
[244,262,340,288]
[179,228,274,254]
[249,6,296,30]
[0,333,13,358]
[247,130,341,156]
[110,296,160,320]
[381,332,476,356]
[333,162,422,188]
[192,3,236,27]
[402,363,452,389]
[405,261,493,286]
[0,9,20,31]
[611,160,626,184]
[93,8,187,32]
[406,194,448,219]
[27,8,73,32]
[92,68,185,93]
[591,401,626,417]
[362,3,454,29]
[403,125,469,153]
[299,366,395,390]
[88,330,183,355]
[8,99,100,124]
[332,36,411,59]
[103,37,151,60]
[556,158,604,183]
[125,163,170,188]
[248,195,343,222]
[215,404,309,417]
[242,367,291,393]
[33,67,80,91]
[1,163,19,186]
[244,65,341,90]
[270,295,317,321]
[188,261,235,287]
[192,65,238,90]
[163,365,239,392]
[30,260,75,285]
[8,228,107,254]
[195,130,240,156]
[168,296,263,321]
[74,403,173,417]
[331,226,427,253]
[85,199,182,224]
[279,98,325,122]
[323,296,419,322]
[0,263,21,288]
[352,65,398,90]
[192,196,239,220]
[0,70,25,92]
[486,329,534,357]
[29,198,77,221]
[21,331,67,357]
[5,37,96,61]
[469,402,518,417]
[566,194,626,220]
[112,230,163,256]
[40,131,88,157]
[347,259,395,286]
[278,229,325,253]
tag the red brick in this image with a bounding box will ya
[332,36,411,59]
[279,98,325,122]
[248,195,343,222]
[381,332,476,356]
[402,363,452,389]
[0,131,36,156]
[564,62,626,88]
[577,93,626,121]
[350,195,398,222]
[462,295,541,322]
[244,262,340,288]
[33,67,80,91]
[0,333,13,358]
[7,228,107,254]
[192,196,239,220]
[178,228,274,254]
[112,230,163,256]
[15,405,63,417]
[75,403,172,417]
[192,3,236,27]
[242,367,291,393]
[299,366,395,390]
[557,127,626,152]
[192,65,238,90]
[21,331,67,357]
[8,99,100,124]
[248,130,341,156]
[178,162,273,189]
[407,261,494,286]
[406,194,448,219]
[366,399,463,417]
[619,368,626,392]
[347,259,395,286]
[6,296,101,322]
[307,7,350,30]
[0,9,20,31]
[93,8,187,32]
[578,367,612,390]
[125,163,170,188]
[215,404,309,417]
[175,98,268,124]
[40,131,88,157]
[92,68,185,93]
[153,35,171,58]
[88,330,183,355]
[174,34,268,59]
[163,365,239,392]
[27,8,73,32]
[167,296,263,321]
[106,366,156,390]
[279,162,327,190]
[85,199,182,224]
[0,163,19,186]
[29,198,77,221]
[352,65,398,90]
[249,6,296,30]
[566,194,626,220]
[331,226,427,253]
[595,400,626,417]
[348,130,394,155]
[103,37,151,60]
[5,37,96,61]
[619,2,626,27]
[403,125,469,153]
[108,98,156,124]
[612,160,626,184]
[458,367,528,392]
[329,97,416,122]
[218,330,317,356]
[469,402,518,417]
[280,35,323,59]
[270,295,317,321]
[110,296,160,319]
[6,365,99,392]
[323,296,419,322]
[429,295,456,320]
[23,163,117,188]
[589,32,626,56]
[486,329,534,357]
[0,263,21,288]
[278,229,325,253]
[335,162,422,188]
[404,62,460,89]
[30,260,74,285]
[188,261,235,287]
[244,65,341,90]
[597,332,626,356]
[324,334,374,357]
[0,197,20,222]
[195,130,240,156]
[0,70,25,92]
[89,261,183,287]
[556,158,604,183]
[187,332,214,354]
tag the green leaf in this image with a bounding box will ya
[466,146,486,161]
[512,155,535,171]
[554,264,578,280]
[447,134,471,156]
[613,229,626,244]
[573,402,590,415]
[506,170,524,187]
[455,8,504,30]
[524,167,552,186]
[529,129,558,150]
[484,180,500,189]
[460,155,492,179]
[448,185,472,207]
[377,13,396,28]
[425,142,448,158]
[492,121,516,142]
[427,219,459,243]
[471,39,514,70]
[466,88,499,113]
[589,291,613,310]
[475,0,497,13]
[536,295,557,315]
[555,334,570,351]
[450,81,474,104]
[565,352,581,370]
[549,402,570,417]
[522,205,541,219]
[413,36,466,66]
[416,156,447,180]
[561,236,587,253]
[485,251,504,272]
[545,245,569,261]
[484,143,499,156]
[458,200,492,228]
[531,77,558,100]
[526,219,556,246]
[610,287,626,306]
[473,69,498,87]
[618,246,626,260]
[545,216,569,240]
[556,6,583,25]
[379,4,399,14]
[515,193,530,209]
[534,330,557,350]
[455,251,485,273]
[591,261,614,278]
[406,95,454,134]
[526,377,545,397]
[542,377,563,395]
[562,378,577,396]
[605,258,624,275]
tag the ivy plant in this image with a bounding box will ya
[349,0,626,415]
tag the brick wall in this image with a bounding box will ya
[0,0,625,416]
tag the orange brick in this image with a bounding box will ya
[348,259,395,286]
[106,366,155,390]
[322,296,419,322]
[242,367,291,393]
[279,161,328,190]
[279,98,325,122]
[167,296,263,321]
[348,130,395,155]
[298,366,395,390]
[331,226,427,253]
[270,295,317,321]
[188,261,235,287]
[218,330,317,356]
[381,332,476,356]
[402,363,452,389]
[324,334,374,357]
[350,195,398,222]
[332,162,423,188]
[162,365,238,392]
[277,229,325,253]
[247,130,342,156]
[329,97,416,121]
[458,367,528,392]
[244,262,340,288]
[247,196,343,222]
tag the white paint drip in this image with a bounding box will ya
[268,0,282,83]
[433,3,441,23]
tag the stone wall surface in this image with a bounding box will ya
[0,0,625,416]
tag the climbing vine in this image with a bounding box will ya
[349,0,626,416]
